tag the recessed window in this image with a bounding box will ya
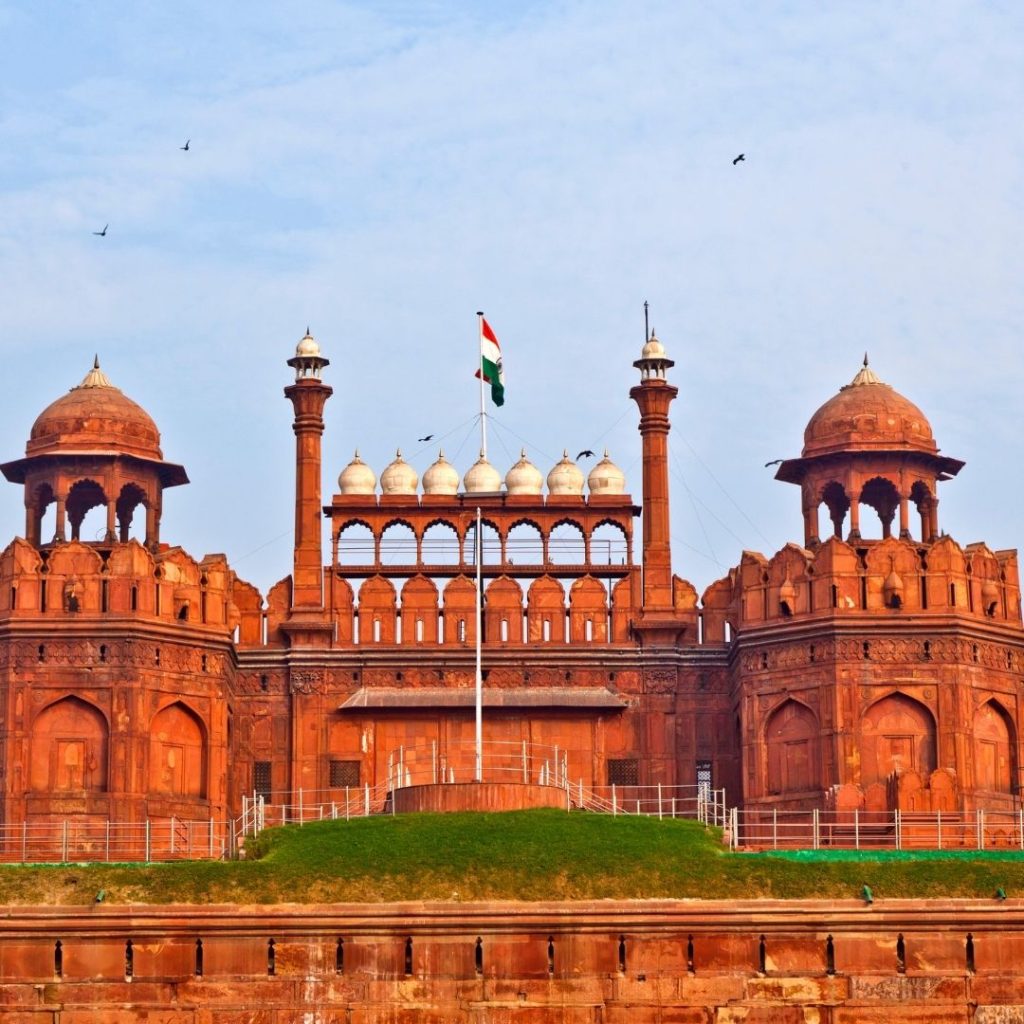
[608,759,639,786]
[329,760,360,788]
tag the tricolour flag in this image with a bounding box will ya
[475,316,505,407]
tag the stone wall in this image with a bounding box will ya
[1,898,1023,1021]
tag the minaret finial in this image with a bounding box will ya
[93,354,99,369]
[863,351,869,367]
[643,300,650,342]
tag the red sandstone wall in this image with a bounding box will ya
[0,899,1021,1021]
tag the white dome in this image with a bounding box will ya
[587,449,625,495]
[338,450,376,495]
[547,450,585,496]
[505,448,543,495]
[463,451,503,493]
[423,450,459,495]
[640,331,666,360]
[295,328,320,358]
[380,449,418,495]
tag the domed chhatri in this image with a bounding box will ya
[802,357,936,458]
[505,448,544,495]
[422,450,460,496]
[463,452,502,494]
[294,327,321,359]
[380,449,418,495]
[338,450,376,495]
[547,450,584,496]
[587,450,625,495]
[28,357,163,462]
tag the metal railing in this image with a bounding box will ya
[728,806,1024,851]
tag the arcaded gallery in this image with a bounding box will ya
[0,327,1021,854]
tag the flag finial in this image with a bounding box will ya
[643,300,650,342]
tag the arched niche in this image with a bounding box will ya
[765,699,819,795]
[150,701,207,798]
[861,693,936,787]
[973,700,1016,794]
[30,696,109,792]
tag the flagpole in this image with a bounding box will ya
[476,311,487,460]
[474,505,483,782]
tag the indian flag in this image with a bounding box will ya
[475,315,505,407]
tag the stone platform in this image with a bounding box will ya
[392,781,568,813]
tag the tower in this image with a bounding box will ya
[283,330,333,645]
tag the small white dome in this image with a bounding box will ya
[640,331,666,361]
[380,449,418,495]
[463,451,503,493]
[505,448,543,495]
[547,450,585,496]
[295,328,320,358]
[587,449,625,495]
[338,450,376,495]
[423,450,459,495]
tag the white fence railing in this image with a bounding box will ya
[728,806,1024,851]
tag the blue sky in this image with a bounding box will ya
[0,1,1022,598]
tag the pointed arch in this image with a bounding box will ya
[150,701,207,798]
[861,692,936,787]
[30,696,109,792]
[765,699,819,795]
[974,700,1016,794]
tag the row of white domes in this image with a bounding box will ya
[339,448,625,497]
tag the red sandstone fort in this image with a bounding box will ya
[0,330,1021,838]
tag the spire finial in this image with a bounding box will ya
[93,354,99,369]
[306,325,311,336]
[643,300,650,342]
[863,352,869,367]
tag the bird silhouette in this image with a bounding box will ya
[92,224,108,237]
[576,449,595,460]
[180,139,190,151]
[732,153,745,165]
[417,434,434,442]
[764,459,783,467]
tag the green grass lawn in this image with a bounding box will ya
[2,810,1024,905]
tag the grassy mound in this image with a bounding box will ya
[2,810,1024,905]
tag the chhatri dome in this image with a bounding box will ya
[422,450,460,495]
[802,356,936,458]
[28,357,163,462]
[463,451,502,493]
[294,327,321,359]
[338,450,376,495]
[547,450,585,496]
[505,449,543,495]
[587,450,625,495]
[380,450,418,495]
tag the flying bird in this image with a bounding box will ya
[576,449,595,460]
[417,434,434,442]
[92,224,108,236]
[180,139,190,151]
[764,459,783,467]
[732,153,745,165]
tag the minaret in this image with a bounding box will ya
[630,329,677,612]
[284,329,333,621]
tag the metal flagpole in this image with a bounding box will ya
[475,505,483,781]
[476,311,487,459]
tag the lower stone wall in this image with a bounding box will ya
[1,899,1023,1021]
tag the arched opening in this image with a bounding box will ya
[591,521,629,566]
[66,479,108,542]
[910,481,934,543]
[765,699,819,795]
[463,520,501,565]
[336,522,374,567]
[150,702,207,798]
[32,483,56,545]
[506,521,544,565]
[861,693,937,787]
[116,483,148,543]
[380,521,417,566]
[421,521,460,565]
[30,697,108,792]
[859,477,900,540]
[820,482,849,540]
[973,701,1016,794]
[548,521,585,565]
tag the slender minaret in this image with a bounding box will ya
[630,327,677,611]
[284,329,332,614]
